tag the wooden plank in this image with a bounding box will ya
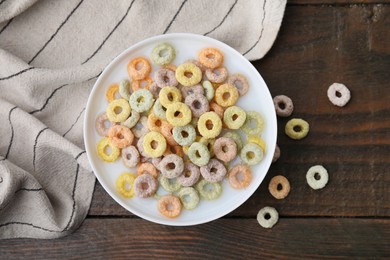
[1,218,389,259]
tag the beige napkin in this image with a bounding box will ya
[0,0,286,239]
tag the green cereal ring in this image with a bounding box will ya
[202,80,214,101]
[195,179,222,200]
[285,118,309,140]
[166,102,192,126]
[159,176,181,192]
[153,98,167,119]
[178,187,200,210]
[223,131,243,151]
[241,111,264,136]
[240,143,263,166]
[223,106,247,129]
[121,110,140,129]
[197,112,222,139]
[188,142,210,166]
[129,89,154,113]
[173,125,196,146]
[199,137,215,157]
[175,63,202,87]
[119,79,131,100]
[151,43,176,65]
[142,131,167,158]
[159,86,182,107]
[106,98,131,123]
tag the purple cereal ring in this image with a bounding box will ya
[205,67,228,83]
[213,137,237,163]
[121,145,140,168]
[273,95,294,117]
[180,84,204,99]
[177,162,200,187]
[134,173,158,198]
[159,154,184,179]
[154,68,178,88]
[227,73,249,96]
[200,159,227,183]
[184,93,209,118]
[149,82,161,99]
[95,112,115,136]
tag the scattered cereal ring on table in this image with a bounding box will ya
[180,84,204,99]
[285,118,309,140]
[223,131,243,151]
[147,113,165,132]
[121,110,140,129]
[154,68,178,88]
[205,66,228,83]
[159,176,182,192]
[153,98,167,119]
[131,76,153,92]
[105,83,120,102]
[177,162,200,187]
[257,206,279,228]
[116,173,136,198]
[185,93,209,118]
[129,89,154,113]
[197,111,222,139]
[273,95,294,117]
[200,158,227,183]
[137,162,159,179]
[159,86,182,107]
[151,43,176,65]
[213,137,237,163]
[95,112,115,136]
[215,83,239,107]
[202,80,215,101]
[327,83,351,107]
[178,187,200,210]
[209,102,224,119]
[188,142,210,167]
[106,98,131,122]
[240,143,263,166]
[159,154,184,179]
[241,111,264,136]
[132,116,148,138]
[165,102,192,126]
[108,125,134,148]
[119,80,131,100]
[134,173,158,198]
[157,194,182,218]
[228,164,252,189]
[97,137,120,162]
[272,144,281,163]
[269,175,290,199]
[306,165,329,190]
[223,106,247,129]
[127,57,151,80]
[227,73,249,96]
[142,131,167,158]
[121,146,140,168]
[198,48,224,69]
[247,135,266,153]
[195,179,222,200]
[175,63,202,86]
[172,124,196,146]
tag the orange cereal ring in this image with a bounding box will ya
[147,113,165,132]
[215,83,239,107]
[209,102,224,119]
[131,76,153,91]
[164,145,184,157]
[127,57,151,80]
[157,195,182,218]
[161,121,178,146]
[198,48,224,69]
[268,175,290,199]
[105,83,120,102]
[228,164,252,189]
[108,125,134,148]
[137,162,159,179]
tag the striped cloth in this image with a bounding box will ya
[0,0,286,239]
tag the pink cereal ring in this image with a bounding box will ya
[121,145,140,168]
[95,112,116,136]
[205,67,228,83]
[213,137,237,163]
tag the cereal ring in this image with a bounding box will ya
[213,137,237,163]
[165,102,192,127]
[157,195,182,218]
[205,67,228,83]
[247,135,266,153]
[184,93,209,118]
[154,68,178,88]
[119,80,131,100]
[306,165,329,190]
[185,59,207,73]
[121,146,140,168]
[178,187,200,210]
[228,164,252,189]
[159,154,184,179]
[129,89,154,113]
[197,112,222,139]
[153,98,167,119]
[116,173,136,198]
[202,80,215,101]
[241,111,264,136]
[131,76,153,91]
[151,43,176,65]
[188,142,210,167]
[327,83,351,107]
[257,206,279,228]
[132,116,148,138]
[199,137,215,157]
[198,48,224,69]
[215,83,239,107]
[209,102,224,119]
[134,173,158,198]
[162,64,177,72]
[108,125,134,148]
[285,118,309,140]
[223,131,243,151]
[97,137,120,162]
[95,112,115,136]
[200,159,227,183]
[121,110,140,129]
[142,131,167,158]
[159,176,181,192]
[180,84,204,99]
[159,86,182,107]
[161,122,178,146]
[106,98,131,123]
[227,73,249,96]
[137,162,159,179]
[272,144,280,163]
[137,134,151,159]
[175,63,202,87]
[273,95,294,117]
[127,57,151,80]
[147,113,165,132]
[223,106,247,129]
[177,162,200,187]
[172,124,196,146]
[269,175,290,199]
[105,83,120,102]
[163,145,184,157]
[149,82,161,99]
[240,143,263,166]
[195,179,222,200]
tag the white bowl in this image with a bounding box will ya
[84,33,277,226]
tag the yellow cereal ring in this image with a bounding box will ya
[97,137,120,162]
[106,98,131,123]
[175,63,202,86]
[166,102,192,127]
[215,83,239,108]
[247,135,266,153]
[285,118,310,140]
[116,173,136,198]
[142,131,167,158]
[159,86,182,107]
[223,106,247,129]
[197,112,222,139]
[105,83,119,102]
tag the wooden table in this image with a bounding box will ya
[1,0,390,258]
